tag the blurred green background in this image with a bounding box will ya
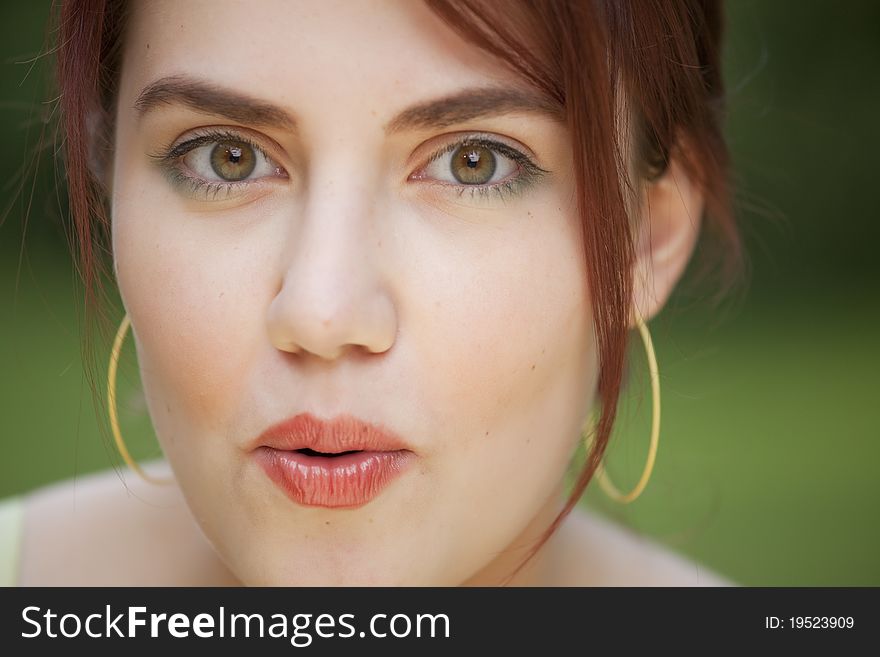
[1,1,878,586]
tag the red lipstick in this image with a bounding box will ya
[251,412,414,508]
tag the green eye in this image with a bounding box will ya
[450,144,497,185]
[209,140,258,181]
[154,129,287,200]
[412,135,550,202]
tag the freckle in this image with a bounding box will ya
[541,348,545,355]
[325,521,330,525]
[369,518,374,523]
[530,363,535,370]
[485,431,489,436]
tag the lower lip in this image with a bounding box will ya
[254,447,414,509]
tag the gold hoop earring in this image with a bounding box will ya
[107,313,172,485]
[582,311,660,504]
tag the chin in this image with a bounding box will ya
[246,567,417,587]
[226,549,423,587]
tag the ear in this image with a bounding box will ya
[630,153,704,325]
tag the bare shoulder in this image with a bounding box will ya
[18,461,223,586]
[552,506,736,586]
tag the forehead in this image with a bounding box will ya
[120,0,523,130]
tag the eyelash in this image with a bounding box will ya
[149,128,281,201]
[150,128,549,202]
[416,136,549,201]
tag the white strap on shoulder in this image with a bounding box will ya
[0,496,23,587]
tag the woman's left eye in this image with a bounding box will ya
[424,143,514,185]
[410,136,549,201]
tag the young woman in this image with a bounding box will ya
[2,0,740,586]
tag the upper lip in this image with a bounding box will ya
[253,412,412,453]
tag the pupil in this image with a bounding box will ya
[210,140,256,181]
[451,144,496,184]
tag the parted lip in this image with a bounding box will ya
[252,412,412,454]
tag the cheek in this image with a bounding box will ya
[402,205,596,575]
[413,206,595,466]
[112,187,262,436]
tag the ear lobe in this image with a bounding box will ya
[630,154,704,325]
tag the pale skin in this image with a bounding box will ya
[17,0,729,586]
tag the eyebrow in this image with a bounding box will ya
[133,74,563,134]
[386,86,563,133]
[134,75,296,130]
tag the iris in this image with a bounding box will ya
[210,140,257,181]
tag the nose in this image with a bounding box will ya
[266,180,397,361]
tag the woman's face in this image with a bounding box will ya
[111,0,597,585]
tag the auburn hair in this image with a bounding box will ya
[51,0,741,584]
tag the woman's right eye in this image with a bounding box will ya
[151,129,288,201]
[181,138,281,183]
